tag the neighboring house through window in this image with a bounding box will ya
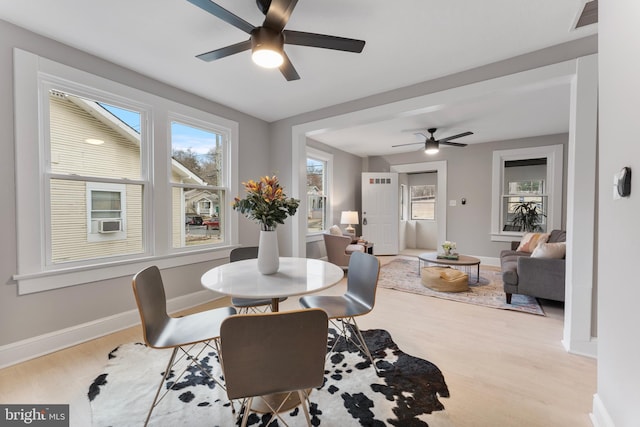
[13,49,238,294]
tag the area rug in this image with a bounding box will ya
[88,328,452,426]
[378,257,545,316]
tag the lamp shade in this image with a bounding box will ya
[340,211,359,225]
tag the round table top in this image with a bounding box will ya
[201,257,344,299]
[418,252,481,266]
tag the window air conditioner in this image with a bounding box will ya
[98,219,122,233]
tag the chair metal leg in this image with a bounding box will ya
[328,317,378,374]
[145,347,178,427]
[240,397,252,427]
[237,392,302,427]
[298,390,313,426]
[145,340,234,426]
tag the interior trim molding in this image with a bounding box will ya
[0,290,222,369]
[591,394,615,427]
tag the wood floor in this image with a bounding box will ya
[0,254,596,427]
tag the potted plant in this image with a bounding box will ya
[232,176,299,274]
[510,201,546,232]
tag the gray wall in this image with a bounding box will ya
[369,134,568,259]
[0,19,270,346]
[596,1,640,424]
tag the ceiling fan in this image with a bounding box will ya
[392,128,473,155]
[186,0,366,81]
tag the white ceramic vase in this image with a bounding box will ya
[258,229,279,274]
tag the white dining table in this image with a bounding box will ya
[201,256,344,311]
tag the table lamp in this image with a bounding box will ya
[340,211,359,238]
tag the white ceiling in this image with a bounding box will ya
[0,0,596,156]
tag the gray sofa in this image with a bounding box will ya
[500,229,566,304]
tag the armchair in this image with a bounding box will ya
[323,232,364,269]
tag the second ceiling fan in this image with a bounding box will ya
[392,128,473,155]
[187,0,366,81]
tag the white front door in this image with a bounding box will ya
[362,173,399,255]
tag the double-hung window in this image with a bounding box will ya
[306,147,333,234]
[170,119,227,248]
[13,49,238,294]
[490,145,563,240]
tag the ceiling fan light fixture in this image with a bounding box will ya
[425,140,439,155]
[251,27,284,68]
[252,48,283,68]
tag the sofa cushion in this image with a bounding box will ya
[516,232,550,253]
[548,229,566,243]
[531,242,566,259]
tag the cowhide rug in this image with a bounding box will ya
[88,328,452,426]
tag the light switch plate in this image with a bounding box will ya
[449,200,457,206]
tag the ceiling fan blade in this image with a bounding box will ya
[438,131,473,143]
[279,51,300,81]
[264,0,299,33]
[284,30,365,53]
[414,132,427,139]
[440,141,468,147]
[196,40,252,62]
[392,142,424,148]
[187,0,255,34]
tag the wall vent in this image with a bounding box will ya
[575,0,598,29]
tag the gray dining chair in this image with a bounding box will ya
[229,246,287,313]
[132,265,237,426]
[220,308,329,427]
[299,251,380,371]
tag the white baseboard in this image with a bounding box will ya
[475,256,500,267]
[591,394,615,427]
[562,337,598,359]
[0,290,221,369]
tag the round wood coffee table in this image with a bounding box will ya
[418,252,481,283]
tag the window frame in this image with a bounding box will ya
[306,147,333,238]
[13,49,238,295]
[490,145,563,241]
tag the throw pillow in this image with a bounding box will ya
[531,242,566,259]
[328,225,342,236]
[516,232,550,253]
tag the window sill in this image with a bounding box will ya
[490,232,523,242]
[13,247,233,295]
[306,232,325,243]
